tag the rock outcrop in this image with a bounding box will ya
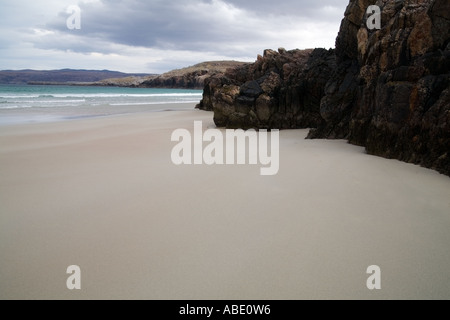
[95,76,151,87]
[309,0,450,176]
[141,69,210,89]
[197,48,336,129]
[140,61,248,89]
[198,0,450,176]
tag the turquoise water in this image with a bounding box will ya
[0,85,203,125]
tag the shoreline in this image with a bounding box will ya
[1,109,449,300]
[0,102,199,127]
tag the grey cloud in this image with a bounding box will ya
[1,0,350,72]
[40,0,348,54]
[226,0,347,17]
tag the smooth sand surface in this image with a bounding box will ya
[1,107,449,300]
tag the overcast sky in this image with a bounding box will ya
[0,0,350,74]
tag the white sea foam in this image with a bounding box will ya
[1,93,202,99]
[0,105,33,109]
[0,86,203,124]
[16,99,86,104]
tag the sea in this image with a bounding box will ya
[0,85,203,126]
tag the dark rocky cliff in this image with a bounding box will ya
[310,0,449,176]
[197,48,335,129]
[198,0,450,176]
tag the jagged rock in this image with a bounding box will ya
[309,0,450,176]
[197,48,335,129]
[197,0,449,176]
[240,80,264,98]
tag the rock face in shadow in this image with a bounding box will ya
[197,48,336,129]
[198,0,449,176]
[309,0,449,176]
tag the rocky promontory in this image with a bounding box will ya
[198,0,450,176]
[140,61,248,89]
[197,48,336,129]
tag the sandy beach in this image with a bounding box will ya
[1,105,449,300]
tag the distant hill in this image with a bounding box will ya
[140,61,249,89]
[0,62,248,88]
[0,69,155,85]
